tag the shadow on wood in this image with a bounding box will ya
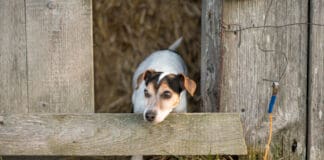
[0,113,246,156]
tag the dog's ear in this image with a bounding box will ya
[136,70,156,89]
[178,74,197,96]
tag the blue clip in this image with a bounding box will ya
[268,95,277,113]
[268,82,279,113]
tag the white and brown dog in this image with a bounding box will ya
[131,38,196,160]
[132,38,197,124]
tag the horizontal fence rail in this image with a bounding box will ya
[0,113,247,156]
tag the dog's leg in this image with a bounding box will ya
[131,155,143,160]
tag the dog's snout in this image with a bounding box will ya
[145,110,156,122]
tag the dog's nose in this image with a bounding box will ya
[145,110,156,122]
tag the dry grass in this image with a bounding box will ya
[93,0,201,113]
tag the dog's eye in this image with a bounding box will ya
[144,89,151,98]
[161,91,172,99]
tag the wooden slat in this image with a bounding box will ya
[0,0,28,113]
[219,0,307,159]
[26,0,94,113]
[1,1,93,159]
[0,113,247,156]
[201,0,223,112]
[308,0,324,159]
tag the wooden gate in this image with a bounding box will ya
[0,0,246,158]
[0,0,323,159]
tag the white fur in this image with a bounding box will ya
[131,39,187,160]
[168,37,183,50]
[132,50,188,114]
[132,50,188,90]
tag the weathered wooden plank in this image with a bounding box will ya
[26,0,94,113]
[0,0,28,113]
[0,113,247,156]
[219,0,308,159]
[308,0,324,159]
[201,0,223,112]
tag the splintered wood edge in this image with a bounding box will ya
[0,113,247,156]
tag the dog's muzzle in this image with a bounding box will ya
[144,110,157,122]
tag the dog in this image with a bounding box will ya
[132,37,196,124]
[131,37,196,160]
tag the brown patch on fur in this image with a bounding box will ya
[159,73,197,96]
[135,70,161,89]
[158,82,180,110]
[180,74,197,96]
[146,82,157,95]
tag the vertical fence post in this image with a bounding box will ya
[0,0,28,113]
[201,0,223,112]
[26,0,94,113]
[0,0,93,159]
[206,0,308,159]
[308,0,324,159]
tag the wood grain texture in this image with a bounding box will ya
[0,113,247,156]
[26,0,94,113]
[308,0,324,159]
[0,1,94,158]
[221,0,308,159]
[201,0,223,112]
[0,0,28,113]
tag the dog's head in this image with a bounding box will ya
[136,70,196,124]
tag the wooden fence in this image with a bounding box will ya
[0,113,245,156]
[0,0,246,157]
[0,0,323,159]
[202,0,323,159]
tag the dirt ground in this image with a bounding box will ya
[93,0,201,113]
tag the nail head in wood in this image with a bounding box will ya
[47,1,56,10]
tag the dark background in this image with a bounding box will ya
[93,0,201,113]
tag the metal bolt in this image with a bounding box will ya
[47,1,56,10]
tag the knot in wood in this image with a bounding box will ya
[47,1,57,10]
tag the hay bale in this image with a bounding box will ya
[93,0,201,113]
